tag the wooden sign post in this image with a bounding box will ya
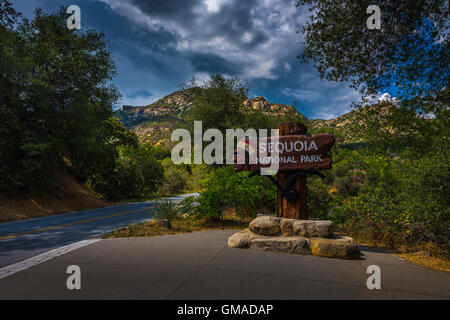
[234,122,335,220]
[277,123,308,219]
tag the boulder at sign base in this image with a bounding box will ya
[293,220,334,238]
[249,236,310,255]
[227,217,360,259]
[249,216,280,236]
[227,232,250,248]
[310,237,361,259]
[280,219,294,236]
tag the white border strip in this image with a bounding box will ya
[0,239,101,280]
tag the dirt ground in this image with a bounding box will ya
[0,171,109,223]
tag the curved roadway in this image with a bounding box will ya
[0,194,197,268]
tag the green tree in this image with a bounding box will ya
[185,74,250,133]
[297,0,449,189]
[185,74,307,133]
[88,145,164,201]
[297,1,448,153]
[0,2,121,193]
[297,0,448,106]
[159,158,190,196]
[115,146,164,199]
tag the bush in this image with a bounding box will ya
[160,166,189,195]
[330,151,449,249]
[178,196,199,216]
[87,145,164,201]
[142,144,171,160]
[334,176,359,196]
[185,164,211,192]
[159,158,190,196]
[307,176,331,219]
[189,166,276,220]
[153,199,179,228]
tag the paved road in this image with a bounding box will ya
[0,230,449,299]
[0,194,197,268]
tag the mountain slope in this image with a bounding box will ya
[115,88,308,146]
[115,88,368,146]
[0,170,108,223]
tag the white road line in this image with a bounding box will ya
[0,239,101,280]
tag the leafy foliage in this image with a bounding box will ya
[184,74,306,134]
[313,147,450,249]
[297,0,448,106]
[295,1,448,252]
[0,3,166,202]
[185,75,249,132]
[0,2,121,193]
[159,158,190,196]
[153,199,180,227]
[185,166,276,219]
[87,145,164,201]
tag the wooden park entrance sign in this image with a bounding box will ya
[234,122,335,220]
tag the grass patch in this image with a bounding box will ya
[395,243,450,273]
[396,251,450,273]
[341,229,449,272]
[103,212,252,239]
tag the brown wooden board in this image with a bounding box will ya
[234,133,335,172]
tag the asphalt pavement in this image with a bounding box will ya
[0,194,197,268]
[0,230,449,299]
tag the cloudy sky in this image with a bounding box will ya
[11,0,361,119]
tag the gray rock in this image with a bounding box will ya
[249,216,280,236]
[310,237,361,259]
[293,238,311,255]
[293,220,334,237]
[280,219,294,236]
[249,236,310,255]
[227,232,250,248]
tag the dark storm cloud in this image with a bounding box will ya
[96,0,307,80]
[11,0,362,118]
[128,0,268,50]
[200,0,268,48]
[95,0,361,117]
[187,52,242,75]
[127,89,153,99]
[129,0,200,22]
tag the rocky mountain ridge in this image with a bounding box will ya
[115,88,359,146]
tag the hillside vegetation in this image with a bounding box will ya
[115,88,311,146]
[115,86,393,146]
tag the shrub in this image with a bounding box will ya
[331,151,449,249]
[116,146,164,199]
[307,176,331,219]
[87,145,164,201]
[178,196,199,216]
[160,166,190,195]
[159,158,192,196]
[185,164,211,192]
[189,166,276,219]
[333,176,359,196]
[153,199,179,228]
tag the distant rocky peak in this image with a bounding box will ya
[243,96,298,116]
[119,105,136,112]
[243,96,271,110]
